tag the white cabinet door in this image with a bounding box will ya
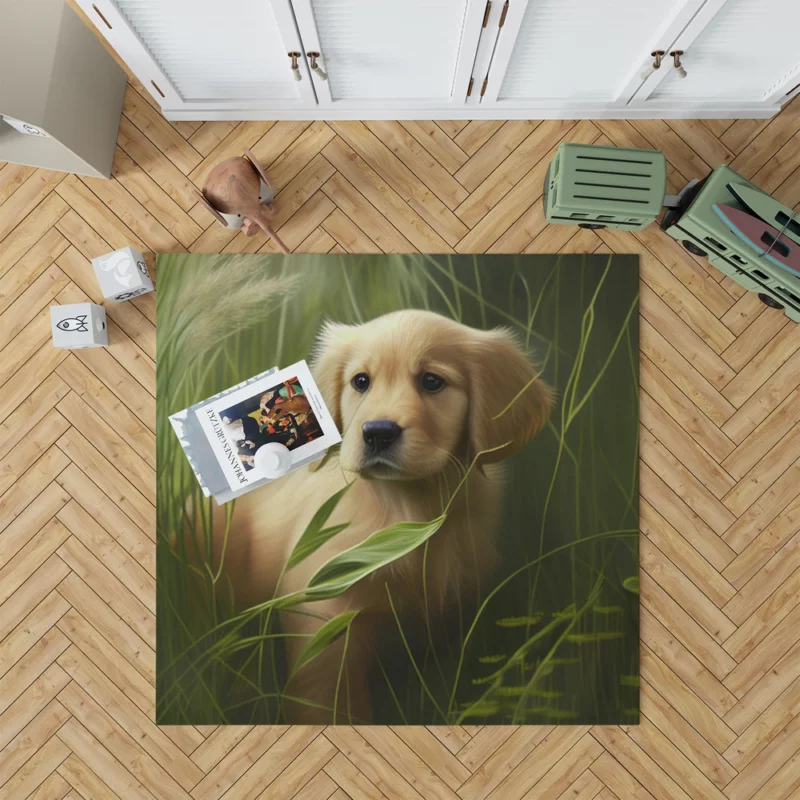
[633,0,800,110]
[76,0,317,113]
[479,0,707,111]
[288,0,487,109]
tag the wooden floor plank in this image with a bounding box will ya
[111,147,203,248]
[639,642,736,749]
[458,121,599,252]
[0,592,69,683]
[591,726,695,800]
[56,572,154,682]
[454,121,506,155]
[0,663,70,754]
[0,193,69,279]
[57,720,156,800]
[400,121,469,174]
[190,727,287,800]
[259,122,331,186]
[328,123,466,247]
[0,698,71,790]
[641,538,736,644]
[640,463,736,572]
[1,732,71,799]
[641,500,736,608]
[590,751,655,800]
[0,163,36,207]
[0,228,69,316]
[116,115,200,212]
[453,120,540,192]
[57,681,191,800]
[455,119,576,229]
[641,573,738,684]
[56,504,155,617]
[364,120,469,210]
[187,121,239,158]
[121,85,202,176]
[640,680,737,790]
[0,170,66,243]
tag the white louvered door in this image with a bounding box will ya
[479,0,707,109]
[76,0,317,112]
[287,0,487,108]
[632,0,800,109]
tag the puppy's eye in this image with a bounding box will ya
[351,372,370,393]
[421,372,445,393]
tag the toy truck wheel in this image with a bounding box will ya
[682,240,707,257]
[578,223,606,230]
[758,293,784,310]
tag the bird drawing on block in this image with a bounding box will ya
[198,148,290,254]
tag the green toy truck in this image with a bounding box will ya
[544,143,667,231]
[544,143,800,322]
[660,165,800,322]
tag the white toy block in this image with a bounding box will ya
[51,303,107,349]
[91,246,154,302]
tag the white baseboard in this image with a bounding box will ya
[162,103,780,122]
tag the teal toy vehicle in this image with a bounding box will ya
[544,143,667,232]
[660,165,800,322]
[544,142,800,322]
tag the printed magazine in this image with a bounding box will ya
[171,360,341,502]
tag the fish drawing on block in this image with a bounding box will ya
[56,315,89,332]
[713,204,800,277]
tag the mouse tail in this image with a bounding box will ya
[254,213,290,255]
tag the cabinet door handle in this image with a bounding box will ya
[92,4,113,29]
[307,52,328,81]
[640,50,664,81]
[670,50,687,79]
[288,51,302,81]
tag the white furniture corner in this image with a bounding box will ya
[0,0,127,178]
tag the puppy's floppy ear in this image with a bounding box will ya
[466,327,553,466]
[310,321,353,429]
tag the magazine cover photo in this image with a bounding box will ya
[196,359,338,487]
[157,253,640,727]
[218,375,322,471]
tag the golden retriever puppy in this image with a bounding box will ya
[208,309,552,723]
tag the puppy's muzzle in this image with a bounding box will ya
[362,420,403,456]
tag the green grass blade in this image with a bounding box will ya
[286,484,352,570]
[287,524,350,571]
[386,584,448,722]
[289,610,359,680]
[623,576,640,594]
[305,516,447,601]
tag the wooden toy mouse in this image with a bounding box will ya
[197,148,289,254]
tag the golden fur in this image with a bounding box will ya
[205,309,553,723]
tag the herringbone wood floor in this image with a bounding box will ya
[3,30,800,800]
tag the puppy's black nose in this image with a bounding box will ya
[362,420,402,453]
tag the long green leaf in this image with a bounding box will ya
[286,484,352,569]
[304,515,447,601]
[566,632,624,643]
[287,524,350,571]
[238,514,447,616]
[622,576,640,594]
[289,610,359,678]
